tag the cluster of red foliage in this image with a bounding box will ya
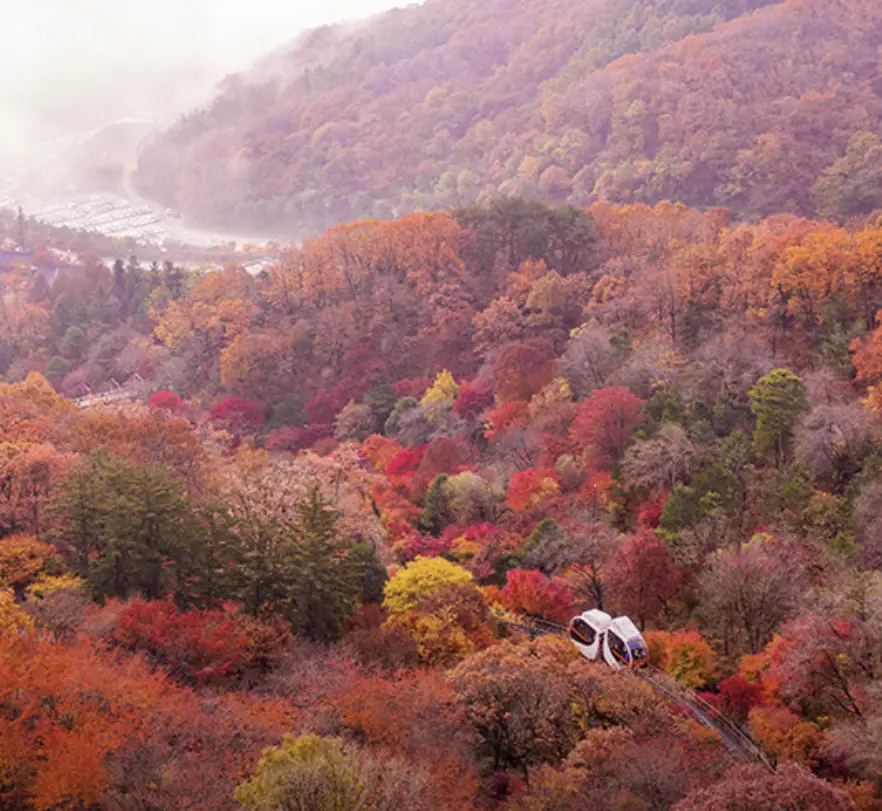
[107,598,270,684]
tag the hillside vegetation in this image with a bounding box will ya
[2,198,882,807]
[136,0,882,235]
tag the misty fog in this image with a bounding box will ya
[0,0,403,163]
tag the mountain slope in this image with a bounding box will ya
[135,0,881,236]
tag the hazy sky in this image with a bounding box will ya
[0,0,405,158]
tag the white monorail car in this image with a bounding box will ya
[568,609,649,670]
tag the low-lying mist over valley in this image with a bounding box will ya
[0,0,404,242]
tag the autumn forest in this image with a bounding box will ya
[3,0,882,809]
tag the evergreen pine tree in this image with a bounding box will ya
[748,369,808,466]
[285,488,363,642]
[52,450,197,601]
[419,473,450,535]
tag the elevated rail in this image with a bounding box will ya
[71,375,145,409]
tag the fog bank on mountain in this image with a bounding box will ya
[0,0,401,163]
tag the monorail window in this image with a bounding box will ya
[570,618,595,646]
[628,639,648,665]
[608,629,628,663]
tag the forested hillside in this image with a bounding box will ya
[2,198,882,808]
[136,0,882,236]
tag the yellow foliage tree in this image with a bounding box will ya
[235,735,363,811]
[386,608,474,666]
[383,560,491,665]
[0,588,33,634]
[383,556,473,614]
[0,372,76,415]
[420,370,460,410]
[234,731,428,811]
[26,573,86,600]
[0,535,56,595]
